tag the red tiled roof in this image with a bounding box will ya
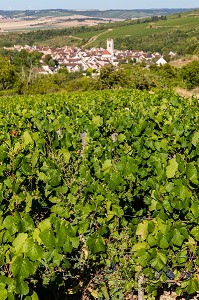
[102,50,111,55]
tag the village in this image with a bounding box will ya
[6,38,174,75]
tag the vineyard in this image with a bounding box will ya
[0,89,199,299]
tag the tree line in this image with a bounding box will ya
[0,49,199,95]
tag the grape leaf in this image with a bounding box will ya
[166,158,178,178]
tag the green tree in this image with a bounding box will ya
[99,65,131,89]
[0,56,17,90]
[181,60,199,89]
[99,65,116,89]
[44,54,57,67]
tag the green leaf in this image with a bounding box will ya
[159,235,169,249]
[48,170,61,187]
[32,151,39,168]
[108,172,123,191]
[63,239,73,253]
[171,229,184,247]
[23,131,33,146]
[11,256,36,279]
[187,279,199,294]
[23,238,44,261]
[136,248,150,267]
[38,219,51,231]
[186,163,198,184]
[91,290,98,299]
[176,251,187,264]
[191,227,199,241]
[13,233,28,255]
[0,283,7,300]
[192,131,199,147]
[102,160,112,173]
[190,202,199,219]
[166,158,178,178]
[117,133,126,142]
[136,221,148,240]
[16,280,29,296]
[32,228,42,244]
[70,237,79,249]
[151,252,167,272]
[59,149,70,164]
[87,234,105,254]
[166,182,174,192]
[149,199,157,211]
[13,142,21,153]
[3,215,19,234]
[101,284,109,300]
[38,172,47,181]
[92,115,103,127]
[132,242,148,251]
[39,229,56,249]
[81,203,92,216]
[32,292,39,300]
[78,221,89,234]
[147,234,157,247]
[25,193,32,213]
[53,249,63,266]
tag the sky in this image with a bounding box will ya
[1,1,199,11]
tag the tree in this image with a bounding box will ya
[0,56,17,90]
[44,54,57,67]
[181,60,199,89]
[151,16,159,22]
[99,65,116,89]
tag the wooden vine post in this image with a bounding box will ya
[138,274,144,300]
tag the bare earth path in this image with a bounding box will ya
[68,35,83,40]
[175,87,199,99]
[82,29,113,48]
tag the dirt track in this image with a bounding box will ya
[82,29,113,47]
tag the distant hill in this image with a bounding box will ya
[0,8,196,19]
[0,8,199,57]
[71,8,196,19]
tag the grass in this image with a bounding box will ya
[74,29,107,39]
[35,36,82,47]
[75,23,173,47]
[6,26,55,32]
[72,10,199,48]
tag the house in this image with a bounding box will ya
[156,57,167,66]
[10,39,172,74]
[42,65,54,74]
[169,51,177,57]
[102,50,112,58]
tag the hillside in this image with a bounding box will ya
[73,9,199,54]
[0,8,194,20]
[0,9,199,55]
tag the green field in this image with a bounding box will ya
[32,9,199,53]
[71,11,199,48]
[75,23,171,46]
[0,89,199,298]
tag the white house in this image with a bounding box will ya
[156,57,167,66]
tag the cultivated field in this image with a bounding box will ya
[0,15,123,32]
[72,11,199,48]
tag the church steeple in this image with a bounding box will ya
[107,38,114,55]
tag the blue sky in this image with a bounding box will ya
[1,1,199,10]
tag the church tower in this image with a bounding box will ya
[107,38,114,55]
